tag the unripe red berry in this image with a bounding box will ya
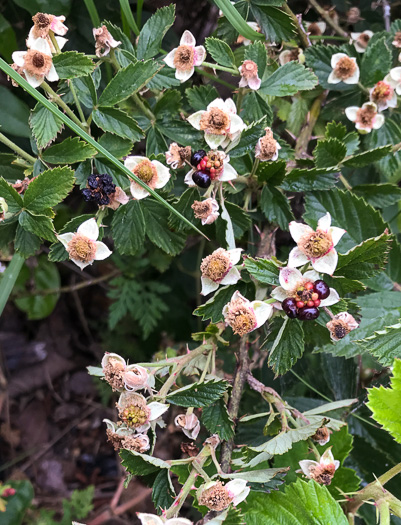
[296,301,305,309]
[305,282,314,290]
[311,293,319,301]
[314,299,321,307]
[307,300,315,307]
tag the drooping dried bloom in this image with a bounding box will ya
[124,156,171,200]
[137,514,193,525]
[12,178,31,194]
[239,60,261,90]
[104,420,150,453]
[164,30,206,83]
[223,290,273,336]
[181,442,199,457]
[188,98,245,149]
[102,353,126,391]
[200,248,242,295]
[93,25,121,57]
[279,48,305,66]
[351,30,373,53]
[305,21,326,37]
[117,392,168,432]
[311,426,332,446]
[12,38,59,88]
[123,365,150,391]
[393,31,401,48]
[58,218,112,270]
[345,102,384,134]
[197,479,249,511]
[326,311,359,341]
[175,413,201,440]
[107,187,129,210]
[298,448,340,485]
[328,53,359,85]
[191,198,219,225]
[27,12,68,50]
[255,127,281,161]
[288,213,346,275]
[165,143,191,169]
[369,80,397,112]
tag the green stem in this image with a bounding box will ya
[250,158,260,178]
[378,501,390,525]
[339,174,352,191]
[49,31,62,54]
[309,34,349,41]
[358,82,369,95]
[41,82,87,131]
[201,61,239,75]
[0,132,36,164]
[236,87,246,113]
[136,0,144,29]
[1,59,207,239]
[195,67,238,90]
[69,81,87,126]
[282,3,310,48]
[378,462,401,486]
[83,0,101,26]
[0,253,25,317]
[198,350,212,384]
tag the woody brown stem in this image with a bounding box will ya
[308,0,349,38]
[295,91,327,158]
[220,337,250,473]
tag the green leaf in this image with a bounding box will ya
[281,167,339,191]
[42,137,97,164]
[151,469,175,511]
[305,44,353,91]
[30,103,64,149]
[323,275,365,295]
[0,177,23,213]
[356,322,401,366]
[146,126,168,156]
[353,183,401,208]
[214,0,264,41]
[23,166,75,213]
[97,133,132,159]
[14,224,41,258]
[166,379,228,408]
[268,317,305,376]
[367,117,401,178]
[92,107,144,142]
[257,160,286,185]
[335,232,393,280]
[243,257,280,286]
[314,138,347,168]
[111,200,145,255]
[147,62,181,91]
[18,211,56,242]
[287,96,309,136]
[0,85,31,138]
[53,51,95,79]
[0,217,18,249]
[120,449,170,475]
[343,146,392,168]
[361,36,392,87]
[1,480,34,525]
[244,41,267,78]
[260,185,294,230]
[250,5,296,42]
[259,61,318,97]
[241,91,273,126]
[228,117,267,158]
[157,118,203,147]
[137,4,175,60]
[205,37,236,68]
[0,13,18,62]
[98,60,162,107]
[202,398,234,441]
[154,89,182,117]
[186,85,220,111]
[368,359,401,443]
[217,200,252,241]
[168,187,199,232]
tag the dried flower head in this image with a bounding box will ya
[107,187,129,210]
[12,178,31,194]
[255,127,281,162]
[347,7,362,23]
[181,442,199,457]
[27,13,68,51]
[200,248,242,295]
[93,25,121,57]
[165,143,191,169]
[236,22,261,46]
[239,60,261,90]
[311,426,332,446]
[12,38,58,88]
[305,21,326,36]
[298,448,340,485]
[345,102,384,134]
[197,479,249,511]
[279,48,305,66]
[125,156,171,200]
[351,30,373,53]
[103,356,126,391]
[326,311,359,341]
[393,31,401,48]
[369,81,397,111]
[223,290,273,336]
[328,53,359,85]
[164,30,206,83]
[123,365,150,391]
[191,198,219,225]
[58,218,112,270]
[104,421,150,453]
[175,413,200,440]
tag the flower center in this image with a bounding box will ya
[207,150,225,174]
[309,464,336,486]
[357,33,370,47]
[356,105,376,127]
[104,358,125,391]
[33,12,51,29]
[121,405,150,428]
[24,50,52,77]
[241,60,258,79]
[201,252,231,282]
[291,281,314,302]
[299,230,332,258]
[67,233,97,263]
[173,45,194,71]
[132,159,156,184]
[228,308,257,337]
[198,482,232,511]
[200,108,230,135]
[192,200,212,219]
[371,81,393,103]
[312,427,330,442]
[308,22,323,36]
[334,56,356,80]
[394,31,401,47]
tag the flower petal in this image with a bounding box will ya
[288,247,309,268]
[165,519,193,525]
[226,478,248,498]
[228,248,243,266]
[320,447,336,466]
[312,249,338,275]
[331,53,347,68]
[101,352,126,369]
[148,401,169,421]
[187,110,204,130]
[94,241,112,261]
[12,51,27,67]
[201,276,219,296]
[220,267,241,286]
[194,45,206,66]
[271,287,287,302]
[373,114,385,129]
[247,75,261,90]
[77,218,99,240]
[153,160,171,188]
[345,106,359,122]
[299,459,318,477]
[390,67,401,82]
[57,232,74,249]
[71,258,92,270]
[124,156,145,171]
[137,513,164,525]
[317,212,331,232]
[55,36,68,50]
[320,287,340,307]
[164,48,177,68]
[32,37,52,55]
[329,226,346,246]
[230,114,246,134]
[130,181,150,200]
[224,98,237,114]
[303,269,320,281]
[184,169,196,187]
[24,71,43,88]
[327,71,341,84]
[180,30,196,47]
[279,266,303,290]
[46,64,59,83]
[219,162,237,181]
[176,67,195,82]
[205,133,225,149]
[207,98,227,111]
[289,221,313,242]
[343,66,360,84]
[252,301,273,328]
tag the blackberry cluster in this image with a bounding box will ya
[82,173,116,205]
[190,150,211,188]
[282,280,330,321]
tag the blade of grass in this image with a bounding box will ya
[136,0,144,29]
[0,59,208,240]
[119,0,140,36]
[83,0,101,27]
[213,0,265,41]
[0,253,25,317]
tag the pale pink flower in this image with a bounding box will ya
[288,213,346,275]
[175,413,201,440]
[223,291,273,336]
[236,22,261,46]
[103,419,150,453]
[200,248,242,296]
[328,53,359,84]
[124,156,170,200]
[311,426,331,446]
[298,448,340,485]
[138,514,192,525]
[369,80,397,112]
[27,12,68,50]
[123,365,150,392]
[384,67,401,96]
[238,60,261,90]
[345,102,384,133]
[255,127,280,161]
[117,392,168,432]
[351,30,373,53]
[12,38,59,88]
[107,187,129,210]
[164,30,206,83]
[197,479,250,511]
[165,143,191,169]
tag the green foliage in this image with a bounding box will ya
[0,85,31,137]
[166,380,228,407]
[357,322,401,366]
[30,104,64,149]
[201,398,235,440]
[42,138,96,164]
[343,146,393,168]
[260,185,294,230]
[186,85,220,111]
[92,108,144,141]
[259,61,318,97]
[229,118,267,157]
[250,5,296,42]
[53,52,95,79]
[137,5,175,60]
[281,167,339,191]
[1,480,34,525]
[267,317,305,376]
[368,359,401,443]
[360,36,392,87]
[24,167,75,213]
[151,469,176,511]
[205,37,236,68]
[313,139,346,168]
[120,449,170,476]
[243,257,280,286]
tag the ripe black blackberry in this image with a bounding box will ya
[82,173,116,205]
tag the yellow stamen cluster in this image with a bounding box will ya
[299,230,332,258]
[132,159,157,184]
[201,251,231,282]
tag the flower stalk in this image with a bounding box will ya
[0,253,25,317]
[0,132,36,165]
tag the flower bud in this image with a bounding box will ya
[123,365,150,391]
[101,352,126,391]
[175,413,200,440]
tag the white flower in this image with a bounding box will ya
[327,53,359,85]
[27,12,68,50]
[305,21,326,37]
[384,67,401,96]
[12,38,59,88]
[164,30,206,83]
[255,127,281,161]
[124,365,151,391]
[369,80,397,112]
[223,291,273,336]
[124,156,170,200]
[298,448,340,485]
[351,30,373,53]
[345,102,384,133]
[279,48,305,66]
[185,151,237,186]
[288,213,346,275]
[175,413,201,440]
[117,392,169,432]
[58,218,111,270]
[191,198,220,225]
[200,248,242,296]
[197,479,250,511]
[271,267,340,308]
[187,98,245,149]
[238,60,261,90]
[225,479,250,506]
[137,514,192,525]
